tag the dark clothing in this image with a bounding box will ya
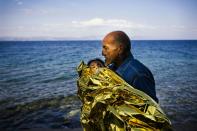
[108,54,158,103]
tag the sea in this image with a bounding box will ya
[0,40,197,130]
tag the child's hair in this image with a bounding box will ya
[87,58,105,67]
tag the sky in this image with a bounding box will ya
[0,0,197,40]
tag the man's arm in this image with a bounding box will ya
[133,75,158,103]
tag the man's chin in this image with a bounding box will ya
[104,59,112,66]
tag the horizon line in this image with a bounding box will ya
[0,39,197,42]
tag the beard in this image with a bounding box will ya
[104,54,121,67]
[104,57,114,66]
[104,57,109,66]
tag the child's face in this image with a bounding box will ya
[89,61,103,74]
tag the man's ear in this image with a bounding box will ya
[118,44,124,55]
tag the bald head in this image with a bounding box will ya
[104,31,131,53]
[102,31,131,66]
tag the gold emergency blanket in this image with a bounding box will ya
[77,61,172,131]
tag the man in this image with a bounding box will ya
[102,31,158,102]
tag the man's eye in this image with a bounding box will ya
[104,47,108,50]
[103,46,107,49]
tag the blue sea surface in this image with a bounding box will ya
[0,40,197,129]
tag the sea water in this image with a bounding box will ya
[0,40,196,129]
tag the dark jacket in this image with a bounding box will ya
[109,54,158,103]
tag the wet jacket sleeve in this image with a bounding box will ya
[133,75,158,103]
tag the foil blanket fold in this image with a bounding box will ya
[77,61,172,131]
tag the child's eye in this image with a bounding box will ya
[90,66,96,68]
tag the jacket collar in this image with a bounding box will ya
[108,53,134,72]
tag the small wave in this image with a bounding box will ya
[0,95,81,130]
[41,76,66,83]
[66,109,80,118]
[40,74,77,83]
[0,95,80,113]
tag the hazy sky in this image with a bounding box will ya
[0,0,197,40]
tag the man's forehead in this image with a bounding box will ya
[102,36,116,46]
[103,35,115,42]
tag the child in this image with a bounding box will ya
[87,58,105,74]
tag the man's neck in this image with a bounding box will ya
[115,52,132,68]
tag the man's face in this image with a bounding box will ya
[102,36,120,66]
